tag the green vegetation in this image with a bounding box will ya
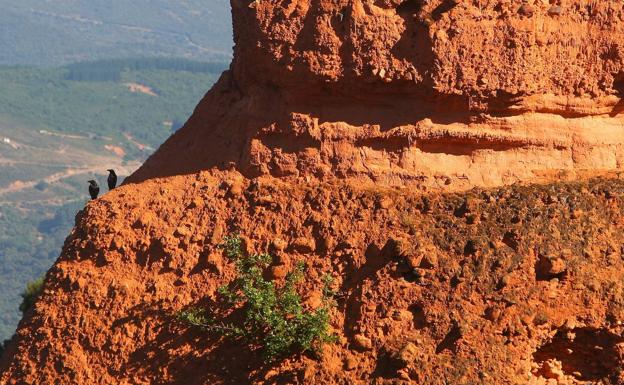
[0,275,45,357]
[0,0,232,66]
[18,276,45,315]
[65,58,228,82]
[178,236,336,361]
[0,58,227,342]
[0,340,7,357]
[0,59,226,159]
[0,0,234,351]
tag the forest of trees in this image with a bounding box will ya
[0,0,232,66]
[65,58,229,82]
[0,58,227,343]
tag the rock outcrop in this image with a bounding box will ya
[132,0,624,190]
[3,1,624,384]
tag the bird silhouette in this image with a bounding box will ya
[88,180,100,200]
[107,169,118,190]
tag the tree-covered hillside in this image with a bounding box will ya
[0,58,227,160]
[0,0,232,66]
[0,58,227,342]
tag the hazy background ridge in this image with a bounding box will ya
[0,0,232,66]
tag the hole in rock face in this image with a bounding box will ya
[373,351,404,378]
[532,327,624,382]
[611,72,624,116]
[615,76,624,97]
[463,240,478,256]
[408,303,426,329]
[535,254,567,281]
[396,0,423,15]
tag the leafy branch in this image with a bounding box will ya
[177,235,336,361]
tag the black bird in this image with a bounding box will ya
[88,180,100,200]
[107,169,118,190]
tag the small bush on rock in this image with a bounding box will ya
[177,235,336,361]
[1,276,45,357]
[19,276,45,315]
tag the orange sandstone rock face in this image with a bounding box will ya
[3,1,624,385]
[3,177,624,385]
[132,0,624,190]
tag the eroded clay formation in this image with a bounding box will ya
[3,1,624,385]
[131,0,624,190]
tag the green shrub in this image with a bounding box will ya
[178,235,336,361]
[0,276,45,357]
[18,277,44,315]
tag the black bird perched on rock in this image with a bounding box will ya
[107,169,118,190]
[88,180,100,200]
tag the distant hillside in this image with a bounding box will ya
[0,0,232,66]
[0,58,227,341]
[0,58,228,160]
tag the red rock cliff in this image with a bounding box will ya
[132,0,624,190]
[3,1,624,385]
